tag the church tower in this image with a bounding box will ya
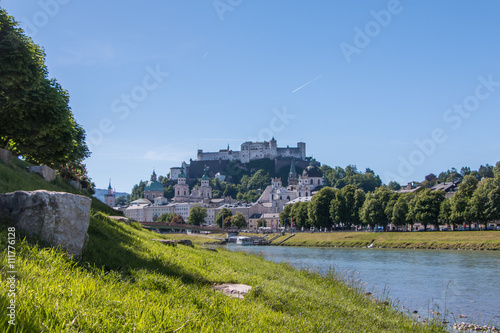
[288,159,298,186]
[174,166,190,201]
[199,166,212,199]
[104,180,116,207]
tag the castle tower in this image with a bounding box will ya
[271,177,282,188]
[104,179,116,207]
[288,160,298,186]
[269,136,278,157]
[174,166,190,201]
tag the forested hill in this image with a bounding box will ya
[130,158,384,202]
[130,158,500,204]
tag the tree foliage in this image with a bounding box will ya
[0,9,90,167]
[187,205,207,226]
[308,187,336,228]
[171,214,185,224]
[157,213,175,223]
[322,165,382,192]
[230,212,246,229]
[329,185,365,229]
[409,189,445,231]
[215,208,233,228]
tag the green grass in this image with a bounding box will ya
[0,157,119,215]
[0,160,448,331]
[0,213,448,332]
[261,231,500,250]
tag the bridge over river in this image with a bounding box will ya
[139,222,224,233]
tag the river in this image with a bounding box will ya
[228,245,500,326]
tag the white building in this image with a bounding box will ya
[173,166,212,203]
[124,198,151,222]
[258,159,325,213]
[196,138,306,163]
[104,180,116,207]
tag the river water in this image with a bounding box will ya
[228,245,500,326]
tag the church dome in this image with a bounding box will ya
[302,164,322,178]
[145,170,164,192]
[145,180,164,192]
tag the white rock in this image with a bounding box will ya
[0,190,91,257]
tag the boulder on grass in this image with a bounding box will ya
[0,148,12,165]
[0,190,91,257]
[28,165,56,182]
[69,180,82,191]
[212,284,252,299]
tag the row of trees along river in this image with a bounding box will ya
[281,170,500,231]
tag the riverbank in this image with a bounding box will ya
[0,213,448,332]
[0,160,446,332]
[263,231,500,250]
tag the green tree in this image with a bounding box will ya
[290,201,310,229]
[279,204,292,228]
[116,196,128,206]
[450,175,478,229]
[131,181,146,201]
[388,181,401,191]
[329,185,364,230]
[410,189,445,231]
[493,161,500,177]
[478,164,494,179]
[187,205,207,226]
[257,218,264,228]
[246,169,270,191]
[230,212,247,229]
[469,178,494,229]
[439,198,453,230]
[223,216,232,228]
[171,214,185,224]
[392,194,412,230]
[216,208,233,228]
[157,213,175,223]
[308,187,336,228]
[360,195,385,230]
[487,174,500,221]
[362,186,393,229]
[0,9,90,167]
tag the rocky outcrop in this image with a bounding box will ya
[0,190,91,257]
[69,180,82,191]
[28,165,56,182]
[453,322,498,332]
[212,284,252,299]
[0,148,12,165]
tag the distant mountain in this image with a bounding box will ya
[93,188,129,203]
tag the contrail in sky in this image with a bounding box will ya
[292,73,325,93]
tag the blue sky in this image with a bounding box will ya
[3,0,500,192]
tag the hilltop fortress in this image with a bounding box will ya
[196,138,306,163]
[170,138,310,181]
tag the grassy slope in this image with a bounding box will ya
[0,160,446,332]
[0,158,117,215]
[262,231,500,250]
